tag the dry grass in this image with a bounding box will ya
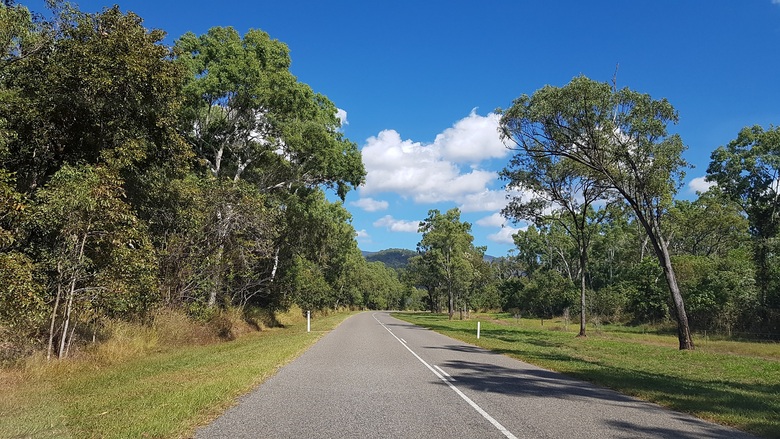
[0,307,355,438]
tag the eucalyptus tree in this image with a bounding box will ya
[500,75,695,349]
[277,190,358,311]
[174,26,365,307]
[502,151,608,336]
[417,208,478,319]
[1,3,187,354]
[708,125,780,308]
[407,253,443,313]
[175,26,364,195]
[32,165,156,360]
[2,5,188,195]
[667,190,750,258]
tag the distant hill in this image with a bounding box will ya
[362,248,496,269]
[363,248,417,269]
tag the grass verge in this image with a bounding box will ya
[0,309,354,438]
[393,312,780,439]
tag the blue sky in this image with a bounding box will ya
[23,0,780,256]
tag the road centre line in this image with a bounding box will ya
[372,313,518,439]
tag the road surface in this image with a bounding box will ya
[195,312,755,438]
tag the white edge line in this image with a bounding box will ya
[373,313,517,439]
[433,365,455,381]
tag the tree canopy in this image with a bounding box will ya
[500,75,695,349]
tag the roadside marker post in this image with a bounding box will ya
[307,310,311,333]
[477,321,481,339]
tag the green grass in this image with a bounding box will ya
[0,311,354,439]
[393,312,780,439]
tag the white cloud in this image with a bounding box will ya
[487,225,523,245]
[360,111,505,205]
[688,176,717,194]
[476,212,508,228]
[373,215,420,233]
[773,0,780,5]
[350,197,389,212]
[432,109,509,163]
[459,189,510,213]
[336,108,348,126]
[355,229,370,240]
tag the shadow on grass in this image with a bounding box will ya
[395,313,776,438]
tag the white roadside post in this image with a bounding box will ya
[477,321,481,339]
[307,310,311,333]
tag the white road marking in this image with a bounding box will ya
[400,338,407,344]
[433,365,455,381]
[373,313,518,439]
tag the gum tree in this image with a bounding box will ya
[416,208,479,320]
[502,150,608,337]
[174,27,365,307]
[707,125,780,308]
[500,75,695,349]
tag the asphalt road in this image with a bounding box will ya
[195,312,755,439]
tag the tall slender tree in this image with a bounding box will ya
[502,150,608,336]
[500,75,695,349]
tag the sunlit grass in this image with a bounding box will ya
[394,312,780,438]
[0,309,354,438]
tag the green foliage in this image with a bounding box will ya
[500,75,695,349]
[673,251,758,333]
[2,5,189,193]
[708,125,780,309]
[708,125,780,239]
[413,208,483,318]
[522,269,577,318]
[623,259,669,324]
[0,251,46,339]
[285,255,332,312]
[364,248,416,269]
[175,26,364,197]
[32,164,158,318]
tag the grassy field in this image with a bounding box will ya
[0,310,354,439]
[393,312,780,438]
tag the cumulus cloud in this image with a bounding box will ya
[476,212,508,228]
[432,109,508,163]
[373,215,420,233]
[336,108,348,126]
[688,176,717,194]
[355,229,372,245]
[487,225,523,245]
[350,197,389,212]
[459,190,509,213]
[360,110,507,205]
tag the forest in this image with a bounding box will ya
[0,1,778,362]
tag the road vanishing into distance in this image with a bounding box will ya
[195,312,755,439]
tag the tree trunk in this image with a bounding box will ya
[653,230,694,350]
[47,263,64,361]
[59,231,89,359]
[636,211,694,350]
[578,250,587,337]
[448,288,454,320]
[657,242,694,350]
[59,271,77,359]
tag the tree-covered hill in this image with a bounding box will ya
[363,248,417,269]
